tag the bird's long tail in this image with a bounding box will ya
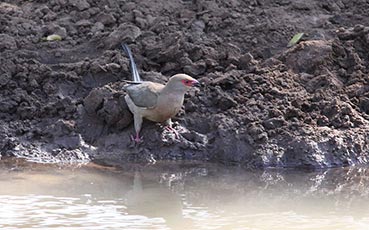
[121,43,141,82]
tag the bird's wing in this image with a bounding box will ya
[124,81,165,108]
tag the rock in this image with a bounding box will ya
[76,19,92,27]
[211,72,238,88]
[83,87,112,115]
[247,122,265,137]
[263,117,287,130]
[359,97,369,114]
[96,12,116,26]
[70,0,90,11]
[282,40,332,74]
[238,52,257,69]
[43,11,57,21]
[226,43,242,65]
[0,73,11,86]
[83,85,132,128]
[183,60,207,76]
[49,119,75,136]
[329,15,344,25]
[42,23,68,38]
[87,7,100,16]
[321,2,341,12]
[79,10,91,19]
[105,63,121,73]
[291,2,313,10]
[218,93,237,111]
[91,22,104,34]
[103,24,141,49]
[187,45,204,62]
[0,2,22,15]
[0,34,17,51]
[161,62,179,73]
[191,20,206,33]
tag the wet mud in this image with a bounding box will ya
[1,0,369,168]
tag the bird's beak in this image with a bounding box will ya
[192,80,200,87]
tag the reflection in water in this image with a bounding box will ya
[1,158,369,229]
[126,171,189,230]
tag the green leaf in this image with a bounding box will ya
[43,34,62,42]
[287,32,304,47]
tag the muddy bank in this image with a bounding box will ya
[1,0,369,168]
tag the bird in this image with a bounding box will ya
[121,44,200,143]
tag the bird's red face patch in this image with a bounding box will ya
[181,79,194,87]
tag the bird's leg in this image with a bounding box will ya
[131,114,143,144]
[164,118,180,139]
[130,132,143,143]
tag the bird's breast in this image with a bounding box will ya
[143,93,184,122]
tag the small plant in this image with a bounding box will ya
[287,32,304,47]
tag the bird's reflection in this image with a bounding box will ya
[125,171,194,230]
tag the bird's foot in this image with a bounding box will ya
[130,134,143,145]
[164,126,180,139]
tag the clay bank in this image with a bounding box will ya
[1,0,369,168]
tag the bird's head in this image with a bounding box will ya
[166,74,200,92]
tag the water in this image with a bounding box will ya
[1,158,369,230]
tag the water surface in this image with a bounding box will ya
[1,158,369,229]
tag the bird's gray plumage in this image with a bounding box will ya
[124,82,164,108]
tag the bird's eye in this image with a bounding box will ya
[182,79,192,86]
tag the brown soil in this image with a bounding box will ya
[1,0,369,168]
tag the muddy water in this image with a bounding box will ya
[1,158,369,230]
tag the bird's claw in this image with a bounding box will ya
[130,134,143,145]
[164,126,180,139]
